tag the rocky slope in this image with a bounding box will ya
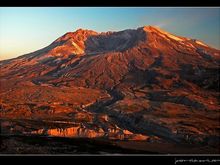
[0,26,219,152]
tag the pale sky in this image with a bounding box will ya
[0,7,219,60]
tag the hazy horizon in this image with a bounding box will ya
[0,7,220,60]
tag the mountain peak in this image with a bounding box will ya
[141,25,189,42]
[17,25,218,60]
[143,25,158,29]
[74,28,98,35]
[53,28,98,44]
[141,25,163,33]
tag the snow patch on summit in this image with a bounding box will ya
[195,40,208,47]
[165,33,184,41]
[156,29,185,42]
[143,26,188,42]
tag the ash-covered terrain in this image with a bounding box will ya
[0,26,219,154]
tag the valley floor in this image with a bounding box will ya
[0,83,219,154]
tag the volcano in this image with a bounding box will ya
[0,26,219,154]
